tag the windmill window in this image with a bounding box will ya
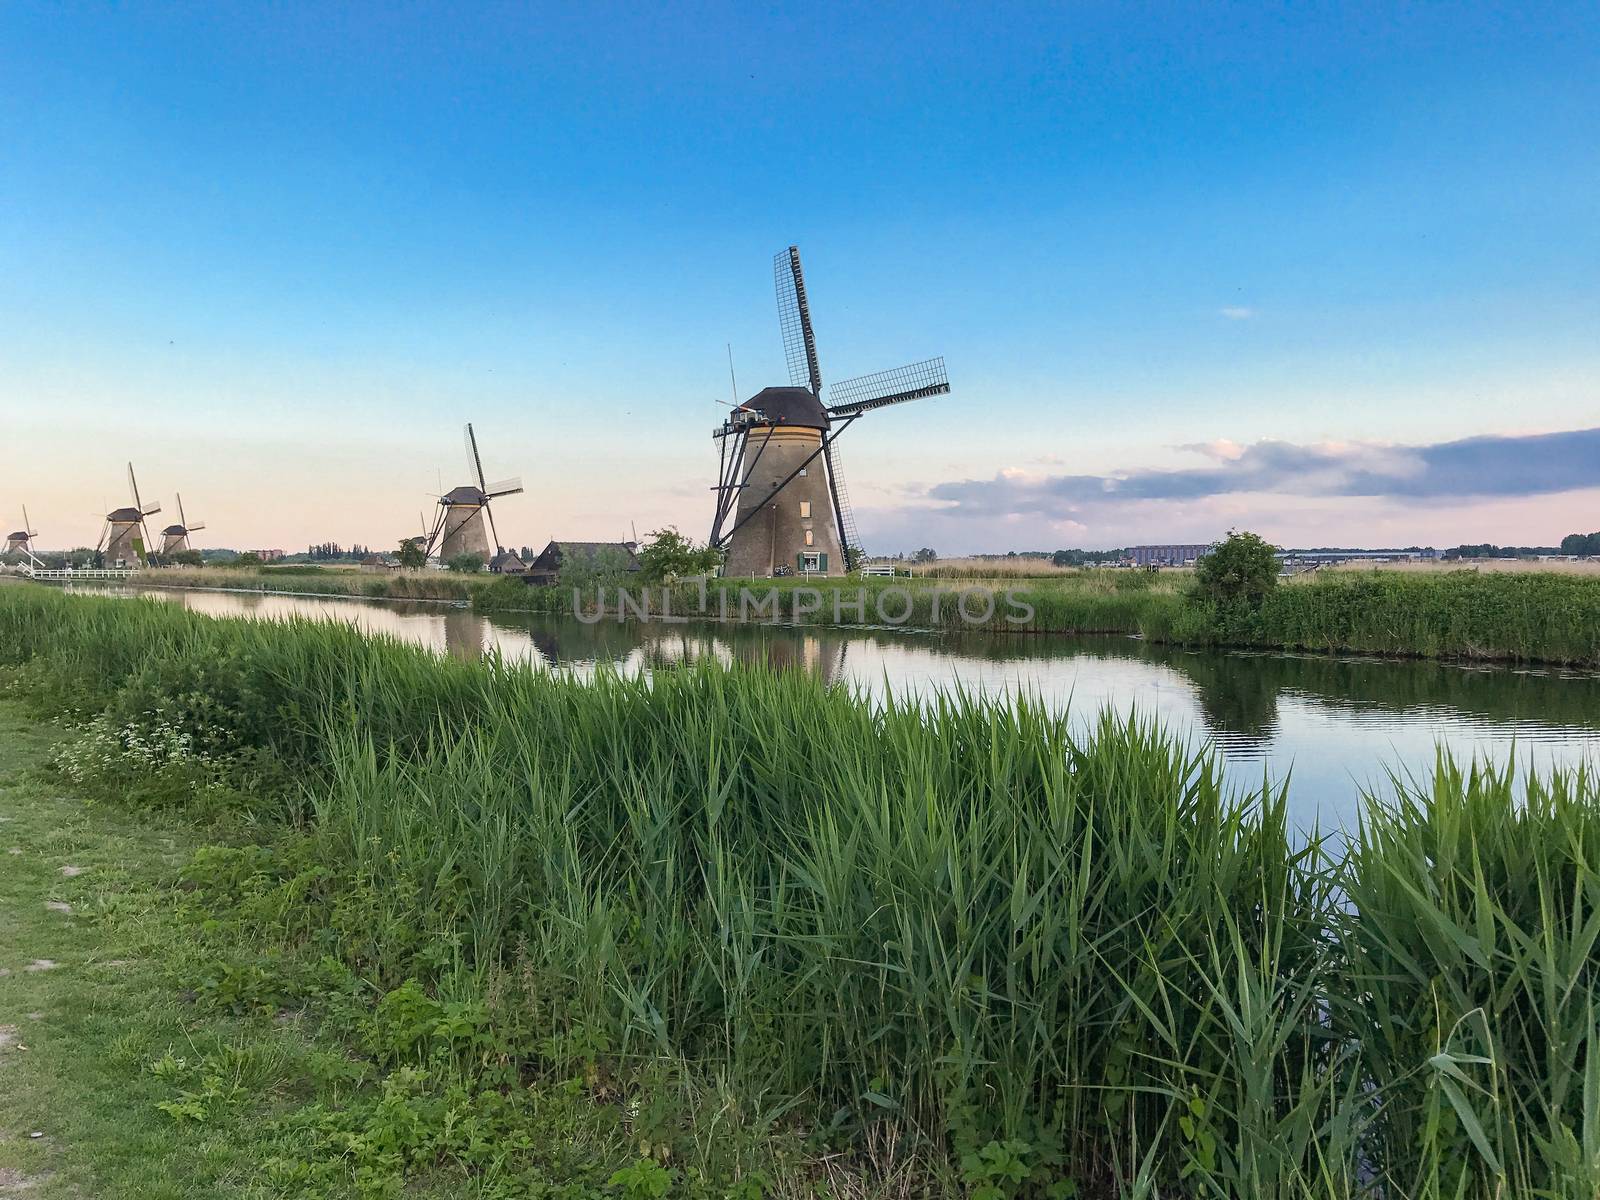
[799,501,811,518]
[804,529,814,546]
[799,468,807,477]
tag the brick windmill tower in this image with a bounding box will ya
[160,493,206,554]
[424,424,523,563]
[710,246,950,577]
[98,463,161,567]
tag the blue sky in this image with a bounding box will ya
[3,2,1597,552]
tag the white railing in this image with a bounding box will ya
[20,566,140,581]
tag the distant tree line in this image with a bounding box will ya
[1560,531,1600,556]
[305,543,371,561]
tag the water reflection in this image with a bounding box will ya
[70,586,1600,830]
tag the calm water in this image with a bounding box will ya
[73,585,1600,831]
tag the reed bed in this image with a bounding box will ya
[1252,569,1600,664]
[2,586,1597,1196]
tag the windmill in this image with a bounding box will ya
[710,246,950,577]
[97,463,161,568]
[160,493,206,555]
[6,506,40,566]
[423,424,523,563]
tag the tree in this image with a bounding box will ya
[446,552,485,573]
[636,527,722,583]
[559,546,632,591]
[395,540,427,569]
[169,549,204,567]
[912,547,938,563]
[233,552,263,569]
[1193,530,1279,607]
[1561,531,1600,556]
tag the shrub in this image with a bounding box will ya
[1192,530,1278,608]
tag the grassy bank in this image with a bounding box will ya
[2,587,1597,1197]
[121,563,1600,664]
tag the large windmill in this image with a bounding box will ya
[710,246,950,577]
[160,493,206,554]
[5,506,40,565]
[98,464,161,568]
[423,424,523,563]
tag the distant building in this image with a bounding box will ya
[488,548,527,575]
[359,554,401,573]
[246,549,287,562]
[1127,544,1212,567]
[524,540,642,586]
[1278,548,1439,566]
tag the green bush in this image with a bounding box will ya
[1192,530,1278,608]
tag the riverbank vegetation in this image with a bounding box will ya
[114,553,1600,666]
[1,586,1597,1197]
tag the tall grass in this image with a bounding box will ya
[1339,756,1600,1197]
[2,586,1597,1195]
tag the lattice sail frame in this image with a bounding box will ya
[774,248,822,395]
[827,357,950,418]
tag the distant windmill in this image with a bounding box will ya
[97,463,160,567]
[710,246,950,576]
[6,505,40,565]
[160,493,206,554]
[423,424,523,562]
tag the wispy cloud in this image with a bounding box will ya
[1219,306,1255,320]
[925,427,1600,519]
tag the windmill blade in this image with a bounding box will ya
[127,462,143,510]
[177,492,188,529]
[186,520,206,532]
[23,504,36,537]
[826,357,950,419]
[822,438,858,563]
[95,519,109,552]
[483,476,523,498]
[483,497,502,557]
[774,246,822,395]
[464,423,488,493]
[142,500,162,516]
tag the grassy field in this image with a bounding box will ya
[2,586,1598,1197]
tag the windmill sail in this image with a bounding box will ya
[774,247,822,395]
[827,357,950,419]
[465,424,487,492]
[128,463,161,516]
